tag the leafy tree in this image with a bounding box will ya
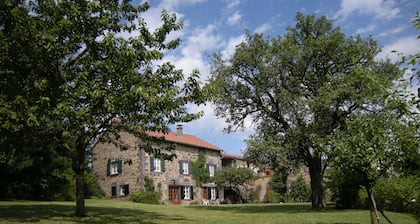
[0,1,206,216]
[213,167,256,202]
[192,151,210,187]
[329,111,418,224]
[208,12,401,209]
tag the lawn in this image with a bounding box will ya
[0,199,417,224]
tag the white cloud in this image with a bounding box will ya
[227,11,242,26]
[377,26,405,37]
[254,23,272,34]
[355,24,376,35]
[159,0,207,10]
[335,0,400,21]
[221,35,246,59]
[226,0,241,9]
[376,36,420,62]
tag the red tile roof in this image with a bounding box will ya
[147,131,222,151]
[222,153,245,160]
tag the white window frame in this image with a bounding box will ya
[210,187,217,200]
[208,164,215,177]
[183,186,191,200]
[110,162,118,175]
[154,158,161,172]
[182,161,189,175]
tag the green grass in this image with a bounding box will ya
[0,199,417,224]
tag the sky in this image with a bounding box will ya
[140,0,420,157]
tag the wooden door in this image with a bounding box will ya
[169,186,180,205]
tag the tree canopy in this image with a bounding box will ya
[1,0,206,216]
[209,12,404,209]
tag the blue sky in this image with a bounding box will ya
[141,0,420,156]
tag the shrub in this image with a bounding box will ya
[130,190,160,204]
[374,176,420,216]
[268,191,284,203]
[289,175,311,202]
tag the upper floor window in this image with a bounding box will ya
[107,160,122,176]
[207,164,216,177]
[179,160,191,175]
[150,157,165,172]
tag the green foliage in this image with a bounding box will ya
[84,171,105,199]
[144,176,155,192]
[208,12,403,209]
[374,176,420,216]
[192,151,209,187]
[268,191,284,203]
[289,176,311,202]
[213,167,256,189]
[269,169,288,195]
[1,0,206,216]
[129,191,160,204]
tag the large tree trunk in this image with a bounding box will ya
[366,186,380,224]
[308,156,325,210]
[73,148,86,217]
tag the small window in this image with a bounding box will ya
[210,187,217,200]
[150,157,165,172]
[208,164,216,177]
[181,186,193,200]
[111,186,117,197]
[180,161,191,175]
[120,184,129,196]
[107,160,122,176]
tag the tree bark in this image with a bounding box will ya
[366,186,380,224]
[308,156,325,210]
[73,148,86,217]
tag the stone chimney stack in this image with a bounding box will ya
[176,124,183,138]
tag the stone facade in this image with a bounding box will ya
[92,129,223,205]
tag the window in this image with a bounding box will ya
[207,164,216,177]
[181,186,193,200]
[179,160,191,175]
[150,157,165,172]
[111,186,117,197]
[107,160,122,176]
[210,187,217,200]
[120,184,129,196]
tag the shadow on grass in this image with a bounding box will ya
[188,203,318,214]
[0,204,188,224]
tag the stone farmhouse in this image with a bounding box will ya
[92,125,247,205]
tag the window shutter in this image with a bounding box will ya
[117,160,122,174]
[188,162,192,175]
[161,159,165,172]
[207,188,211,200]
[179,161,183,174]
[216,188,219,199]
[190,186,194,200]
[180,186,185,199]
[150,157,154,171]
[106,159,111,176]
[206,164,209,175]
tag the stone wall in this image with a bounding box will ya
[92,132,222,204]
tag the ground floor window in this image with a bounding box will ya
[204,187,218,200]
[120,184,129,196]
[181,186,193,200]
[111,186,117,197]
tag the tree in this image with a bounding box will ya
[208,12,402,209]
[213,167,256,202]
[0,1,206,216]
[329,111,418,224]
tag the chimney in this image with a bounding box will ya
[176,124,183,138]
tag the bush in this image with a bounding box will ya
[289,175,311,202]
[268,191,284,203]
[130,190,160,204]
[374,176,420,216]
